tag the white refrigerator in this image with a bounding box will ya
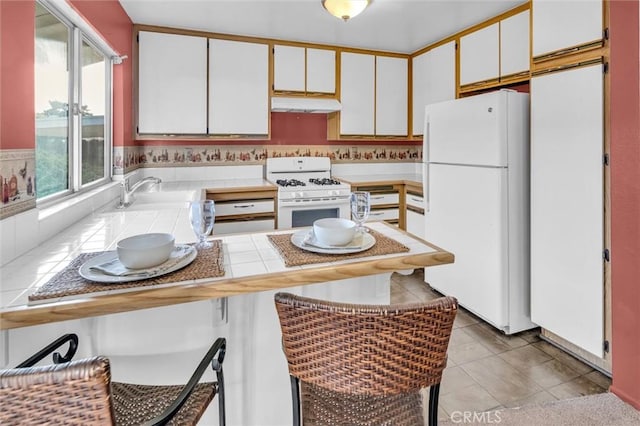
[422,89,535,334]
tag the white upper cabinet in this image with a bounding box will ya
[340,52,375,135]
[273,45,305,92]
[306,48,336,94]
[412,41,456,136]
[375,56,408,136]
[138,31,207,134]
[209,39,269,135]
[460,23,500,85]
[500,10,530,77]
[532,0,603,57]
[273,45,336,94]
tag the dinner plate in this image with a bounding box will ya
[78,245,197,284]
[290,229,376,254]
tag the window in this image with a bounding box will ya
[35,1,112,201]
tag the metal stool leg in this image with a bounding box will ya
[428,383,441,426]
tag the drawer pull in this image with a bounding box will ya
[234,204,255,208]
[410,197,423,202]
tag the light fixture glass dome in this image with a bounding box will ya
[322,0,371,22]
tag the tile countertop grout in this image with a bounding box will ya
[0,218,453,330]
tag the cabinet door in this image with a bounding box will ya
[406,210,425,240]
[500,10,530,77]
[209,39,269,135]
[460,23,500,85]
[273,45,305,92]
[530,64,604,357]
[532,0,602,57]
[412,41,456,136]
[375,56,408,136]
[306,48,336,94]
[340,52,374,135]
[138,31,207,134]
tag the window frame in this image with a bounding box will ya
[35,0,114,205]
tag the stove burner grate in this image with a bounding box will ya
[308,178,342,186]
[276,179,306,187]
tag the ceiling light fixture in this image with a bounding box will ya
[322,0,371,22]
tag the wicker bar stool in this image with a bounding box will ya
[0,333,226,426]
[274,293,458,426]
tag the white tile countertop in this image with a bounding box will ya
[334,172,423,185]
[0,197,452,330]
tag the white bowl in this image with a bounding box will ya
[117,233,175,269]
[313,218,357,246]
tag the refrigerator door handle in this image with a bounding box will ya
[423,119,430,212]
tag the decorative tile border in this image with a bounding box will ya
[0,150,36,220]
[117,144,423,174]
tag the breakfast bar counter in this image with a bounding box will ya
[0,220,452,330]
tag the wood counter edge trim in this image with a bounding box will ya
[205,185,277,194]
[0,250,453,330]
[337,178,423,186]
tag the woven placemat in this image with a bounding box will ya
[267,230,410,267]
[29,241,225,302]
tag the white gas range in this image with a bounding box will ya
[266,157,352,229]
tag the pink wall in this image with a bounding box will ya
[609,0,640,410]
[69,0,133,148]
[0,1,35,150]
[0,0,132,150]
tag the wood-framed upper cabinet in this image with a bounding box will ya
[375,56,408,136]
[137,31,207,134]
[273,45,336,94]
[412,41,456,136]
[460,23,500,86]
[306,48,336,94]
[500,10,530,78]
[209,39,269,135]
[273,45,305,92]
[532,0,603,58]
[340,52,375,135]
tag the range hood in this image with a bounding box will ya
[271,97,342,113]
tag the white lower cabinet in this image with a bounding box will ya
[406,210,425,240]
[208,190,277,235]
[367,208,399,222]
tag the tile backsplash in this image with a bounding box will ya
[114,144,422,174]
[0,150,36,220]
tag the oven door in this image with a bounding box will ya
[278,197,351,229]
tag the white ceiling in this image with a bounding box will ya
[118,0,524,54]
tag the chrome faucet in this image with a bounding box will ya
[117,176,162,208]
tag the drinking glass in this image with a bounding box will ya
[350,191,371,234]
[189,200,215,248]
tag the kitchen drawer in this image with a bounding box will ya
[215,219,275,235]
[367,208,399,221]
[406,193,425,210]
[369,193,399,206]
[216,199,274,217]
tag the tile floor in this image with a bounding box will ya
[390,269,612,422]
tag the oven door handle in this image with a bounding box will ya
[279,195,350,207]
